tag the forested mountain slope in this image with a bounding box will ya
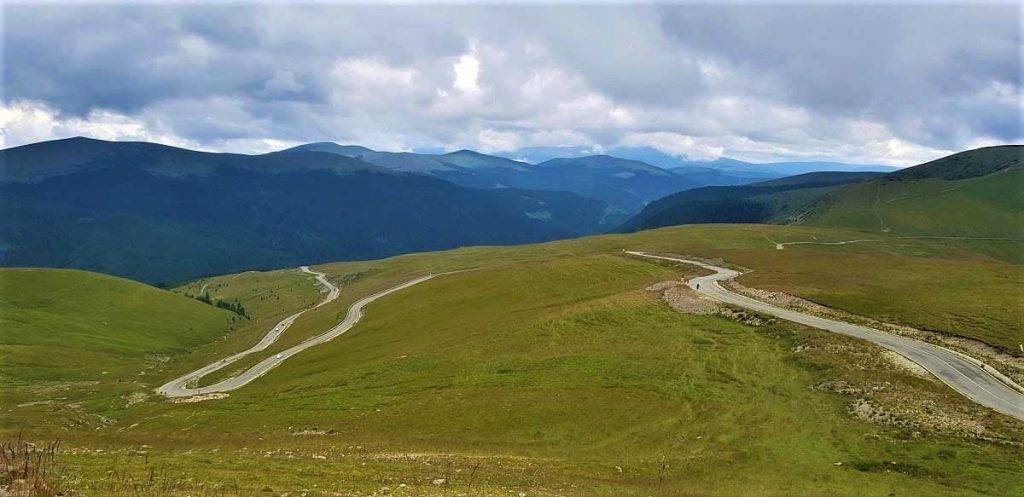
[619,171,882,232]
[288,143,716,219]
[0,138,609,284]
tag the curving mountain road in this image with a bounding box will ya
[626,251,1024,421]
[158,266,437,398]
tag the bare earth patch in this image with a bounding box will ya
[291,427,336,436]
[848,397,992,439]
[169,392,229,404]
[122,392,149,407]
[646,280,720,315]
[647,279,771,327]
[813,377,999,439]
[800,337,1023,441]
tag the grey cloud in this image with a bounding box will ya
[657,3,1022,145]
[2,2,1019,164]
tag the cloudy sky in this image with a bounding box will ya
[2,2,1020,165]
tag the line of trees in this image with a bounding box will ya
[194,292,248,318]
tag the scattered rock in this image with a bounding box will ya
[291,428,335,436]
[717,307,770,326]
[814,379,862,395]
[123,391,149,407]
[170,392,229,403]
[15,400,54,408]
[849,398,918,429]
[431,478,446,486]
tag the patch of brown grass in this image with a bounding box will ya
[1,433,62,496]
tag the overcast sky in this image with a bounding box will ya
[2,2,1020,165]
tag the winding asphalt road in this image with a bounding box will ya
[627,251,1024,421]
[158,267,437,397]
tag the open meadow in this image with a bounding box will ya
[3,224,1022,496]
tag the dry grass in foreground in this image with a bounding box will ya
[1,434,62,496]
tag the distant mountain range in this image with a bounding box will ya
[287,143,739,217]
[1,138,606,284]
[287,142,899,218]
[620,146,1023,248]
[0,136,921,284]
[502,145,896,178]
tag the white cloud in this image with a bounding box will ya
[532,93,635,130]
[453,49,481,95]
[524,128,594,148]
[620,132,724,161]
[0,99,193,150]
[334,58,417,87]
[863,138,954,167]
[477,129,520,152]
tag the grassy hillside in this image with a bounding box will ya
[802,146,1023,241]
[4,225,1022,495]
[192,233,1022,397]
[0,268,235,431]
[887,145,1021,180]
[621,146,1023,264]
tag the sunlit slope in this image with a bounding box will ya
[3,225,1023,495]
[94,227,1024,495]
[0,268,234,417]
[803,146,1023,239]
[178,224,1023,389]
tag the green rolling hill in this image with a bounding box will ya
[2,145,1022,496]
[0,267,235,415]
[622,146,1023,249]
[3,224,1023,495]
[801,146,1023,239]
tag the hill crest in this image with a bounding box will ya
[886,145,1021,181]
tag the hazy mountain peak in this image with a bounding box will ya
[443,149,486,157]
[0,137,391,183]
[538,155,672,176]
[440,149,532,171]
[285,142,375,157]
